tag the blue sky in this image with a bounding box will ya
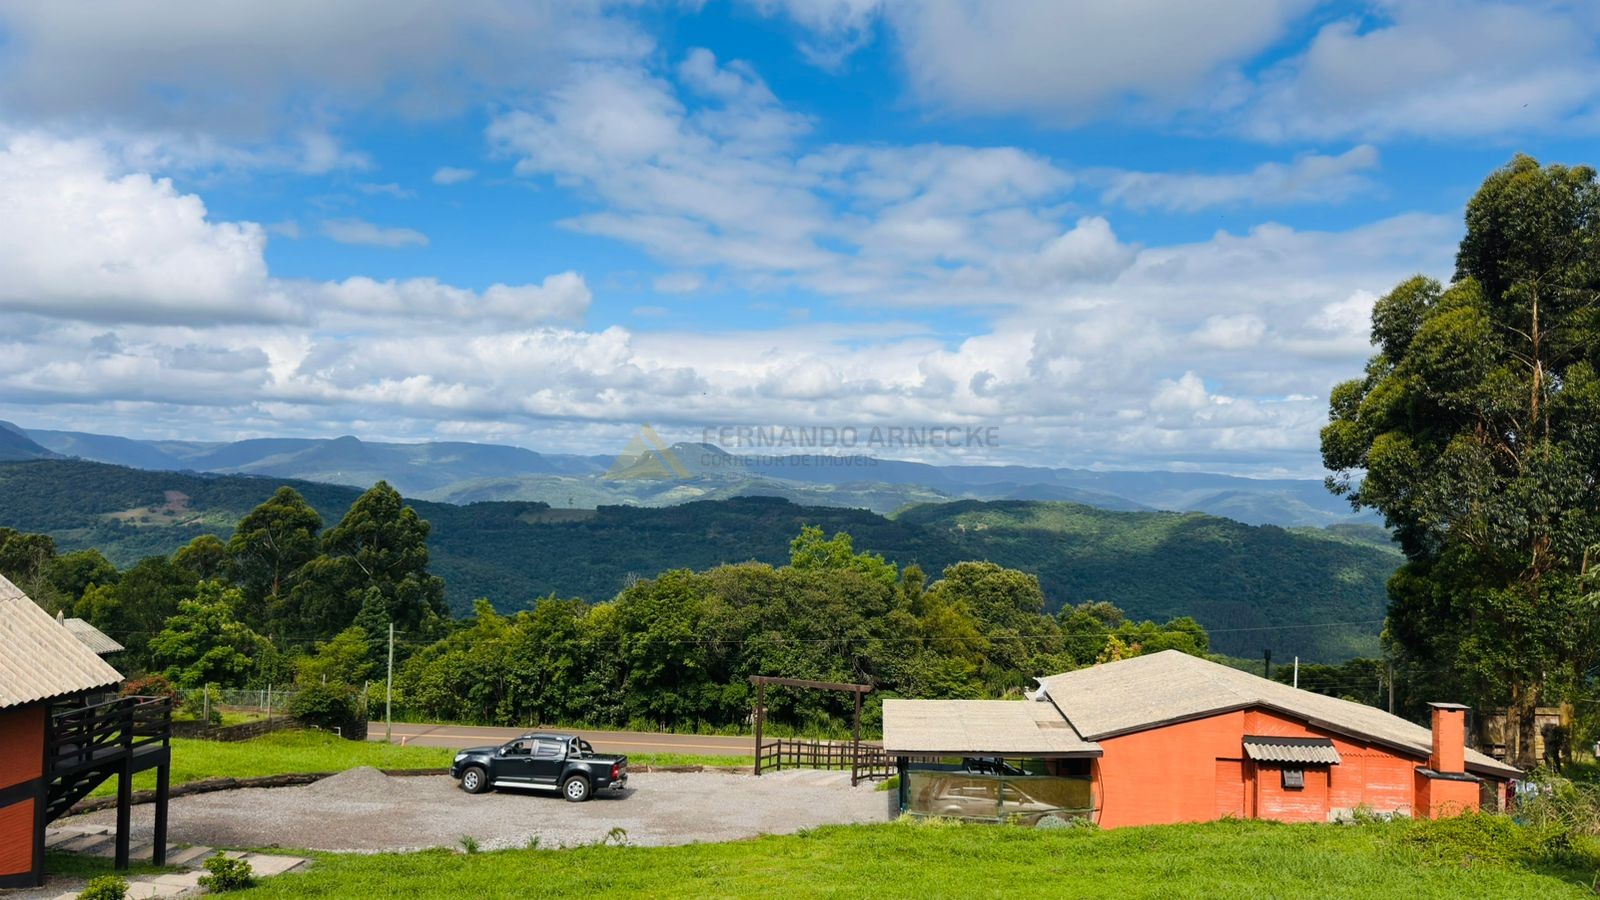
[1,1,1597,475]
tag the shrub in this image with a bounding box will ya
[120,674,177,701]
[77,875,128,900]
[197,854,256,892]
[289,682,357,731]
[1404,811,1575,869]
[179,686,223,725]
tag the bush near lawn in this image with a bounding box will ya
[229,817,1600,899]
[87,729,752,799]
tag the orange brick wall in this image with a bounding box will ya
[1093,706,1444,828]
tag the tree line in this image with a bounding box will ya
[2,495,1212,733]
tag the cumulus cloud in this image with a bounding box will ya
[490,51,1133,307]
[0,134,288,323]
[1241,0,1600,140]
[756,0,1314,123]
[432,166,476,185]
[320,218,430,248]
[756,0,1600,140]
[0,2,646,133]
[0,127,1455,475]
[0,133,586,333]
[1101,146,1380,212]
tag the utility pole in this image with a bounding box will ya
[1387,660,1395,714]
[1263,649,1272,680]
[1293,656,1299,689]
[385,622,395,743]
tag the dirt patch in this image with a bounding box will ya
[74,769,892,853]
[102,490,201,527]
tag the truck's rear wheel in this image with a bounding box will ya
[562,775,591,802]
[461,766,489,794]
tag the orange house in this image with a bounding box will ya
[884,651,1517,827]
[0,574,173,888]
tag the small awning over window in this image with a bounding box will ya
[1243,736,1341,765]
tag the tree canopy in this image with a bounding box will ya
[1322,154,1600,765]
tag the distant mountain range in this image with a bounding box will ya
[0,458,1399,660]
[0,421,1376,528]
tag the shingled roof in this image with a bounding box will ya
[0,574,123,709]
[882,698,1102,757]
[1035,650,1518,780]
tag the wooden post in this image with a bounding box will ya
[853,688,862,778]
[385,622,394,743]
[753,679,765,775]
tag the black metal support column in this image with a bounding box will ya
[151,760,170,865]
[113,758,131,871]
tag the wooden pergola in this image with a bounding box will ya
[748,676,872,778]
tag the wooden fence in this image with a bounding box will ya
[755,738,897,786]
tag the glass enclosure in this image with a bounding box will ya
[899,756,1095,825]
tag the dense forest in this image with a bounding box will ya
[0,458,1398,659]
[1,490,1222,734]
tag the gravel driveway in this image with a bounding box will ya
[74,768,895,852]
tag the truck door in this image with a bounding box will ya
[495,740,538,785]
[529,737,567,785]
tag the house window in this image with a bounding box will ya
[1282,768,1305,789]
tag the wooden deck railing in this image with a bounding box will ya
[47,695,173,774]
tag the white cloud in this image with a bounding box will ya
[1242,0,1600,140]
[652,272,705,294]
[0,134,288,323]
[1192,314,1268,350]
[757,0,1315,123]
[356,182,416,199]
[0,132,584,332]
[320,218,430,248]
[0,2,646,130]
[1101,146,1380,212]
[0,129,1457,475]
[490,53,1131,307]
[746,0,882,70]
[315,272,591,325]
[432,166,477,185]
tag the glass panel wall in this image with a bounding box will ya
[901,756,1094,825]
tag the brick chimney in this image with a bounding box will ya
[1428,702,1469,774]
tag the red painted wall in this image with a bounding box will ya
[1092,706,1483,829]
[0,704,44,879]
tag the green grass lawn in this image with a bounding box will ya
[88,730,750,798]
[89,730,456,797]
[230,818,1599,899]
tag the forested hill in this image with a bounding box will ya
[0,459,1398,660]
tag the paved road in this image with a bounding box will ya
[369,721,753,756]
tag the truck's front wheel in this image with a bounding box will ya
[562,775,591,802]
[461,766,489,794]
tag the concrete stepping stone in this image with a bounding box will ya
[164,844,214,866]
[124,881,187,899]
[58,833,113,853]
[149,871,206,889]
[239,853,309,876]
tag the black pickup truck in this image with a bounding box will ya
[450,733,628,802]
